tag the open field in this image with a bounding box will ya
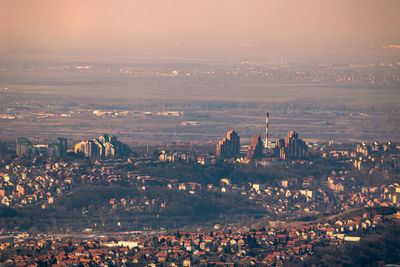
[0,64,399,145]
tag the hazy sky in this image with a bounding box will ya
[1,0,399,62]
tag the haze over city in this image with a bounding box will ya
[1,0,400,63]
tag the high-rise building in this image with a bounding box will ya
[75,140,97,158]
[265,112,269,149]
[74,134,131,159]
[216,130,240,159]
[17,137,68,159]
[16,137,32,158]
[247,135,264,159]
[57,137,68,158]
[276,131,307,159]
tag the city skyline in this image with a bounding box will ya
[1,1,400,265]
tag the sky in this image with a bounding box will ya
[1,0,399,63]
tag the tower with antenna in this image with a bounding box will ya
[265,112,269,149]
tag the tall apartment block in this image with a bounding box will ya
[247,134,264,159]
[276,131,307,159]
[74,134,131,159]
[216,130,240,159]
[16,137,67,159]
[16,137,32,158]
